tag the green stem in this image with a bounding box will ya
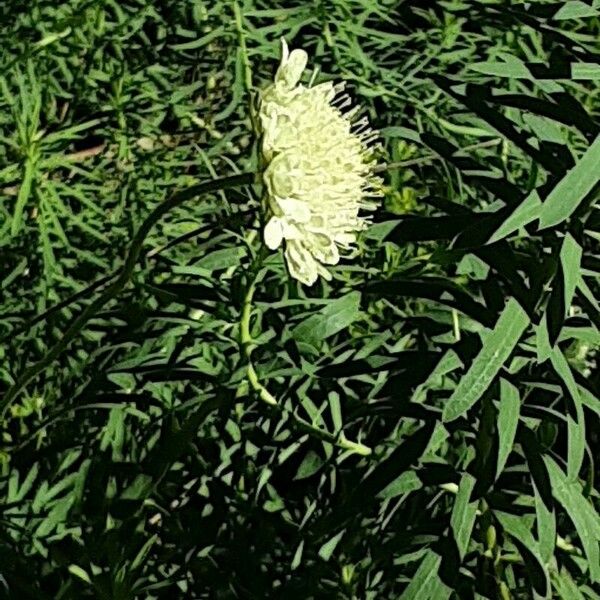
[240,279,277,406]
[1,172,256,419]
[232,1,257,132]
[239,270,371,457]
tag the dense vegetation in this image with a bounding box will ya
[1,0,599,598]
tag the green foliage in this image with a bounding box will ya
[1,0,599,598]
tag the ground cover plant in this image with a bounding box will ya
[1,0,600,598]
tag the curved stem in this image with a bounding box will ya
[239,270,371,457]
[240,279,277,406]
[1,172,256,418]
[232,1,257,132]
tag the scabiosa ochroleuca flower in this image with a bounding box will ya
[258,39,382,286]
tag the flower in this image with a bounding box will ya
[258,39,382,286]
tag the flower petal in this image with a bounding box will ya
[276,198,311,223]
[276,40,307,90]
[285,241,318,286]
[263,154,296,199]
[264,217,284,250]
[309,232,339,265]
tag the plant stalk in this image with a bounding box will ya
[238,268,371,457]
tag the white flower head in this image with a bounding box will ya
[258,38,382,286]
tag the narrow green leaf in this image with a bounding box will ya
[120,474,153,501]
[523,113,566,144]
[318,530,345,561]
[291,540,304,571]
[579,385,600,416]
[443,298,530,422]
[539,135,600,228]
[130,535,159,571]
[488,191,541,243]
[10,464,39,502]
[412,349,463,404]
[328,391,343,433]
[169,27,224,51]
[68,565,92,585]
[469,60,531,78]
[294,451,323,480]
[364,219,401,241]
[11,157,36,236]
[196,247,246,272]
[571,63,600,80]
[535,315,553,363]
[35,498,72,537]
[578,275,600,313]
[399,551,449,600]
[495,511,549,595]
[377,471,422,501]
[456,254,490,280]
[545,457,600,582]
[554,1,600,19]
[423,422,450,457]
[551,568,586,600]
[496,378,520,477]
[43,118,102,144]
[291,291,362,347]
[560,325,600,346]
[534,482,556,565]
[450,473,478,559]
[1,257,27,289]
[560,234,583,310]
[495,512,542,557]
[550,348,585,480]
